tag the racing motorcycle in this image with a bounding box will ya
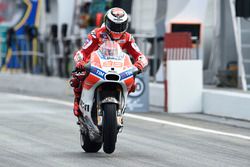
[74,41,139,154]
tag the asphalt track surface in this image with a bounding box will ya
[0,93,250,167]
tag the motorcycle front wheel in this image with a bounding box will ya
[102,103,118,154]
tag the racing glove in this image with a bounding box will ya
[134,61,143,73]
[75,61,86,71]
[70,69,87,88]
[134,55,148,73]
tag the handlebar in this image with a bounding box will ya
[84,62,91,72]
[72,62,91,73]
[132,65,141,77]
[73,63,140,78]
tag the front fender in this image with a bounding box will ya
[101,97,119,105]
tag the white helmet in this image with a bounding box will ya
[105,7,128,39]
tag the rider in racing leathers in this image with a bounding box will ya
[70,7,148,117]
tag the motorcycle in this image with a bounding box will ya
[74,41,139,154]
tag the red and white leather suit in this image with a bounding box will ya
[74,26,148,69]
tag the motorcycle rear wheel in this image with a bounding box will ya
[80,132,102,153]
[102,103,118,154]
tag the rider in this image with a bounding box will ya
[70,7,148,117]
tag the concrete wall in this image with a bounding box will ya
[151,81,250,121]
[168,60,203,113]
[203,89,250,121]
[0,73,72,100]
[149,82,164,108]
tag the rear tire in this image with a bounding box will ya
[102,103,118,154]
[80,132,102,153]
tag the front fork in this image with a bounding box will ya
[96,90,125,132]
[78,89,125,142]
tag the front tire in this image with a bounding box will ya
[102,103,118,154]
[80,132,102,153]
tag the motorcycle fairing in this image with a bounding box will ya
[79,43,135,139]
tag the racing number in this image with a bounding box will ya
[103,61,123,67]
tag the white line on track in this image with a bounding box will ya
[125,114,250,140]
[7,93,250,141]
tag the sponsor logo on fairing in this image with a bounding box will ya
[80,100,90,112]
[120,69,133,80]
[90,66,106,79]
[96,70,105,77]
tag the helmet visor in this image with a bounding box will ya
[106,18,128,33]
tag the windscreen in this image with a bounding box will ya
[98,41,124,60]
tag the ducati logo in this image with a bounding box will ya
[80,100,90,112]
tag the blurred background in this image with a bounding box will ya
[1,1,250,166]
[0,0,250,118]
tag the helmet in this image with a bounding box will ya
[105,7,128,39]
